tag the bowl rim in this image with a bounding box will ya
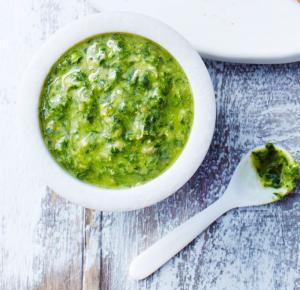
[18,12,216,211]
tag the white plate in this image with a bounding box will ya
[90,0,300,64]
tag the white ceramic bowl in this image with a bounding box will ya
[18,12,215,211]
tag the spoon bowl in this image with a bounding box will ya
[226,145,291,208]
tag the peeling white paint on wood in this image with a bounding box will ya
[1,1,300,289]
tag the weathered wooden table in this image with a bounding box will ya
[1,1,300,289]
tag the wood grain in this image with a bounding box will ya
[1,1,300,289]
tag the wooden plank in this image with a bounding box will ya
[0,1,93,289]
[32,190,84,290]
[82,209,102,290]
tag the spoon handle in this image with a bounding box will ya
[129,195,233,280]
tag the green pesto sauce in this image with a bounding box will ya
[39,33,193,188]
[251,143,299,194]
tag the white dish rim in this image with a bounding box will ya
[90,0,300,64]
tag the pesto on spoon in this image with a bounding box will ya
[251,143,299,200]
[130,143,299,280]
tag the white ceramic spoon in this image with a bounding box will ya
[129,145,297,280]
